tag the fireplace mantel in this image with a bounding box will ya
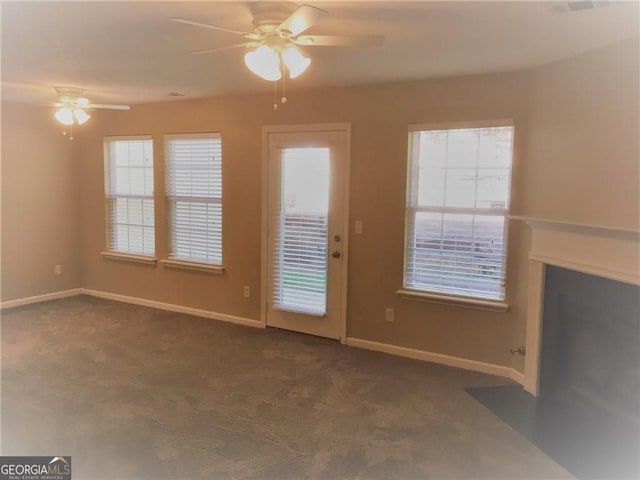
[511,215,640,286]
[511,215,640,395]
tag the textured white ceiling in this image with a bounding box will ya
[1,1,638,106]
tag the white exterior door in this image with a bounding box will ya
[264,126,349,339]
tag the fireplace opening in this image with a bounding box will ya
[539,265,639,478]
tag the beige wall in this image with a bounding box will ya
[519,37,639,229]
[2,37,637,372]
[1,101,82,300]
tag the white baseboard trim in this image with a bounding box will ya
[345,337,525,385]
[0,288,84,310]
[81,289,264,329]
[1,289,525,386]
[509,368,525,385]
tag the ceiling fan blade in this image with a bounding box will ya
[39,101,129,110]
[85,104,130,110]
[191,42,259,55]
[294,34,385,47]
[170,18,260,40]
[277,4,328,37]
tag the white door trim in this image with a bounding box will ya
[261,123,351,343]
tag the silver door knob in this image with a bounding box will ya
[331,250,342,259]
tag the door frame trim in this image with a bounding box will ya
[261,123,351,343]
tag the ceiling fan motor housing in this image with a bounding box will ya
[248,1,298,36]
[55,86,87,104]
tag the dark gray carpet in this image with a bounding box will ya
[1,295,571,479]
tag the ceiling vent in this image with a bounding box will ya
[548,1,611,14]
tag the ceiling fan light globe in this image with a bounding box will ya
[281,45,311,79]
[74,109,91,125]
[244,46,282,81]
[54,107,74,125]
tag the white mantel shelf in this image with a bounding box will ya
[511,215,640,286]
[512,215,640,396]
[511,215,640,241]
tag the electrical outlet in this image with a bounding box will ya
[54,264,62,275]
[355,220,363,235]
[243,286,250,298]
[385,307,394,322]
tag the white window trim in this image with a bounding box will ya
[396,289,509,312]
[402,119,514,305]
[160,258,224,274]
[100,251,157,266]
[164,132,223,267]
[409,118,514,132]
[104,134,154,142]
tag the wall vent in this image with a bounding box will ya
[548,1,611,14]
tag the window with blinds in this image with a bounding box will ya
[104,136,155,256]
[404,123,514,301]
[165,133,222,265]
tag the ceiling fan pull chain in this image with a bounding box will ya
[273,79,278,110]
[281,66,287,104]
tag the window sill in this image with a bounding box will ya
[396,289,509,313]
[160,258,225,274]
[100,251,157,266]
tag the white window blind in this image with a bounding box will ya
[404,123,514,301]
[165,133,222,265]
[273,148,330,315]
[104,136,155,256]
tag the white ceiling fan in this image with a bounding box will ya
[48,86,130,125]
[171,2,384,83]
[45,87,130,139]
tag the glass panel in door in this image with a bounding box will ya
[273,147,331,315]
